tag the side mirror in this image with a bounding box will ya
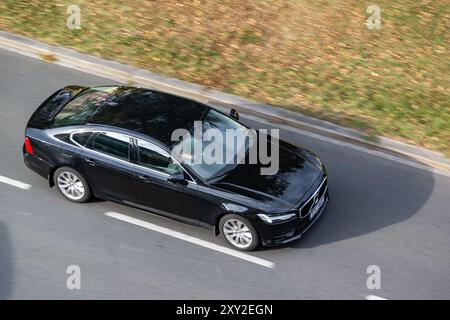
[230,108,239,120]
[168,172,188,186]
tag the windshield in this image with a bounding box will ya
[171,109,255,180]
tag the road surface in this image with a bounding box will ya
[0,48,449,299]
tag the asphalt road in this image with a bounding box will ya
[0,48,449,299]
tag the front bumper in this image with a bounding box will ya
[258,190,329,246]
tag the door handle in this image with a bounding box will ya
[137,174,153,183]
[84,158,97,166]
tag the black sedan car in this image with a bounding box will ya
[23,86,328,251]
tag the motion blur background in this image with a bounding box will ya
[1,0,450,300]
[1,0,448,154]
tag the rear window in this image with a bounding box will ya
[50,87,115,128]
[28,87,85,129]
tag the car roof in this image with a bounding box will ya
[71,86,209,146]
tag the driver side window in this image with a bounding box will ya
[137,140,182,175]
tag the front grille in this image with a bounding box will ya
[299,177,328,218]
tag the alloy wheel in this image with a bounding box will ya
[222,219,253,249]
[57,171,85,201]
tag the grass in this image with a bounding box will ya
[1,0,449,155]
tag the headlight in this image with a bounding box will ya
[257,212,297,224]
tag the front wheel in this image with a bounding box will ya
[219,214,259,251]
[54,167,92,203]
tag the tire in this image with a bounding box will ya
[54,167,92,203]
[219,214,260,251]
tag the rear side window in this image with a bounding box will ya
[89,132,130,161]
[54,133,72,144]
[137,140,181,175]
[71,132,92,147]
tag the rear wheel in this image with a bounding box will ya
[219,214,259,251]
[54,167,91,203]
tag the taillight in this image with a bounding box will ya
[24,137,34,154]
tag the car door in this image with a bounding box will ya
[77,130,136,202]
[132,138,203,225]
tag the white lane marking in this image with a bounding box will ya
[105,211,275,269]
[0,175,32,190]
[243,114,450,178]
[366,295,387,300]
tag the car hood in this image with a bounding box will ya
[211,139,323,212]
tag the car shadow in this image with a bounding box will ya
[236,114,435,250]
[0,222,13,299]
[288,152,435,249]
[87,197,106,204]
